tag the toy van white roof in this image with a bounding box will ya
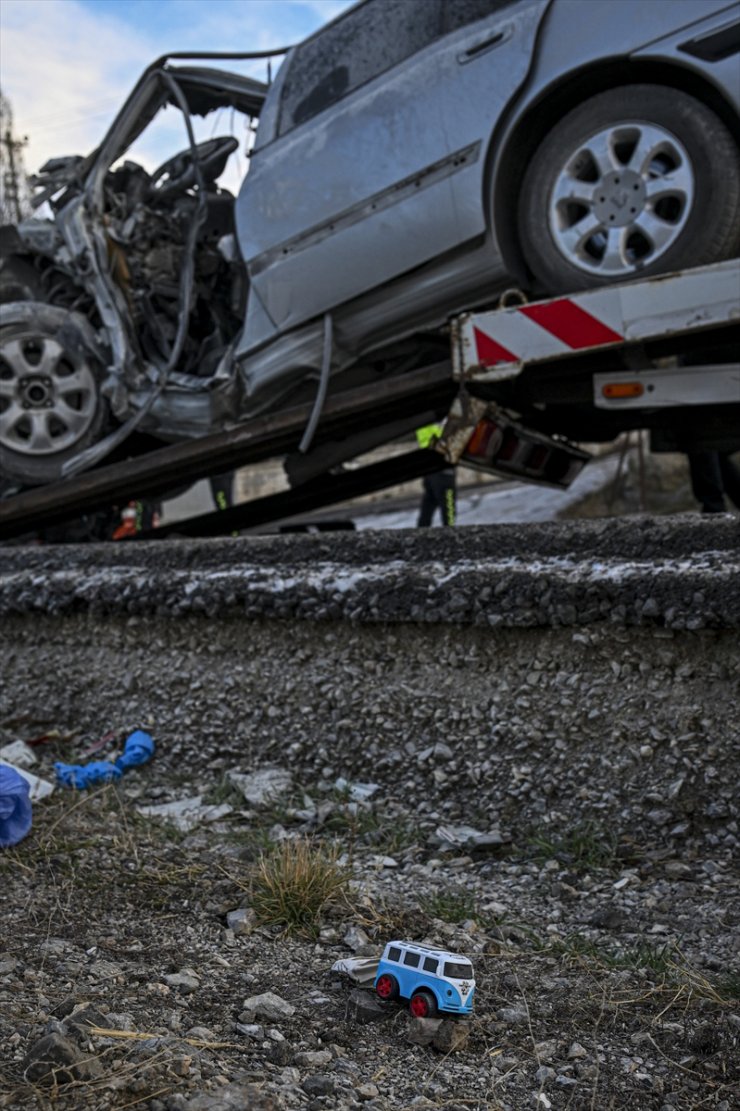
[382,940,471,965]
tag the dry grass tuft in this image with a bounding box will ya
[249,837,350,935]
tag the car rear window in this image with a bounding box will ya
[387,945,402,962]
[279,0,514,135]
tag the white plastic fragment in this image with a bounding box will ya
[330,956,380,984]
[136,796,232,832]
[9,765,55,801]
[0,741,38,769]
[226,767,292,806]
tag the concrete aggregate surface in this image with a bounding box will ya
[1,516,738,1111]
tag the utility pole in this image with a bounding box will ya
[0,91,30,224]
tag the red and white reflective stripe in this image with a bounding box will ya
[472,291,624,368]
[519,299,623,350]
[458,259,740,380]
[455,259,737,382]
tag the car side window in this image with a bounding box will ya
[423,957,438,973]
[278,0,446,136]
[443,0,515,34]
[387,945,402,962]
[403,951,421,968]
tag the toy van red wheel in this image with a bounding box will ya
[409,990,437,1018]
[375,974,399,1001]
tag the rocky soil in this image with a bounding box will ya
[1,517,738,1110]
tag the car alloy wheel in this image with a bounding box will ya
[548,121,694,277]
[517,85,740,294]
[0,303,108,484]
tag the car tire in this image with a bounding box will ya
[0,302,109,485]
[518,85,740,294]
[409,989,437,1019]
[375,974,399,1001]
[0,257,47,304]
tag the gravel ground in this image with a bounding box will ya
[1,517,739,1111]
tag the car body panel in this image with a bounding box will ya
[237,0,547,335]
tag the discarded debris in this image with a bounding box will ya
[330,956,380,985]
[432,823,509,852]
[55,730,154,789]
[0,740,37,769]
[226,766,292,806]
[136,795,233,833]
[334,777,381,802]
[0,741,56,803]
[0,764,33,847]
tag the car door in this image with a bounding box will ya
[238,0,548,333]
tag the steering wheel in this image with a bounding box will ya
[149,136,239,198]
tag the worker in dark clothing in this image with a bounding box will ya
[209,472,234,512]
[687,451,740,513]
[416,424,457,527]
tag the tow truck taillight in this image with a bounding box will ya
[601,382,644,399]
[453,405,590,489]
[465,419,501,459]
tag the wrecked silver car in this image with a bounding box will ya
[1,0,739,486]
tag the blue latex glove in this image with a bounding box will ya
[0,764,33,847]
[115,730,155,770]
[56,730,155,789]
[55,761,122,788]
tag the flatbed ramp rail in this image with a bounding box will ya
[0,362,456,540]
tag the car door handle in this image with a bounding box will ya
[458,27,510,64]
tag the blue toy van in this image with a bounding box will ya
[374,940,475,1017]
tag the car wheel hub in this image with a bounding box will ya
[591,169,646,228]
[548,122,694,276]
[0,332,98,456]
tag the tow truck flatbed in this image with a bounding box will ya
[1,260,738,541]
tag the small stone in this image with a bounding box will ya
[497,1006,529,1024]
[345,988,390,1024]
[235,1023,264,1039]
[568,1042,588,1059]
[226,908,256,935]
[105,1012,137,1031]
[22,1032,102,1085]
[406,1016,443,1046]
[535,1065,556,1085]
[343,925,373,953]
[356,1082,380,1100]
[302,1073,336,1096]
[432,1019,470,1053]
[241,991,295,1020]
[295,1050,332,1066]
[186,1026,216,1041]
[185,1082,279,1110]
[164,971,200,994]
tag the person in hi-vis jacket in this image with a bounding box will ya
[415,424,456,527]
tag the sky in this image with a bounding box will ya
[0,0,353,187]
